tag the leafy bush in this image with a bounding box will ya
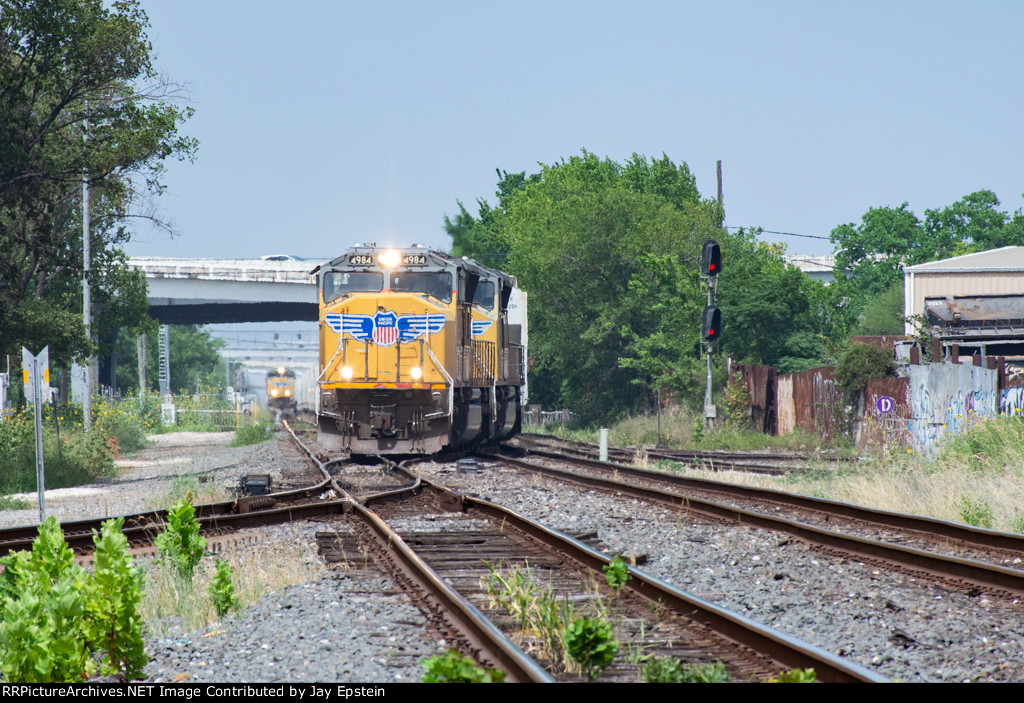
[692,417,705,444]
[90,395,161,453]
[766,667,817,683]
[155,500,207,580]
[0,394,162,494]
[603,556,630,591]
[0,413,116,494]
[422,649,505,683]
[834,343,896,406]
[84,518,148,678]
[209,559,240,617]
[641,657,731,683]
[723,373,752,428]
[564,616,617,680]
[0,517,147,682]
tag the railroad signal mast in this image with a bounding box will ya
[701,241,722,429]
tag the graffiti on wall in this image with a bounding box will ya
[1001,386,1024,417]
[907,364,998,452]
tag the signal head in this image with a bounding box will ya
[702,305,722,342]
[702,240,722,276]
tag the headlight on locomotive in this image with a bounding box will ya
[410,366,423,380]
[270,389,280,397]
[341,366,354,381]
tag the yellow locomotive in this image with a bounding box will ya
[314,244,526,454]
[266,366,297,419]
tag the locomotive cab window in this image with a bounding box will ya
[389,271,452,303]
[472,281,496,310]
[322,271,383,302]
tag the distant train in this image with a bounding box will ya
[314,244,527,454]
[266,366,298,419]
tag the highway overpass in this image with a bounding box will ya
[131,256,325,324]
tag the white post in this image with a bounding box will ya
[83,116,92,431]
[599,428,609,462]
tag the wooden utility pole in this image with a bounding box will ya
[716,160,724,226]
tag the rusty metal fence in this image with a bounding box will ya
[737,343,1014,453]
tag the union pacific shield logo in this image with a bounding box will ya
[372,310,398,346]
[325,310,446,345]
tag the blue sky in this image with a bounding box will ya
[125,0,1024,261]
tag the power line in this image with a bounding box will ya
[725,226,832,241]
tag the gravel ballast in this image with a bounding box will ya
[412,458,1024,683]
[2,431,447,683]
[9,430,1024,682]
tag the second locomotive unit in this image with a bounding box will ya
[314,244,526,454]
[266,366,297,419]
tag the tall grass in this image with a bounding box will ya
[232,423,275,447]
[542,406,850,453]
[148,472,231,510]
[0,409,117,494]
[142,538,323,633]
[938,414,1024,471]
[0,394,165,497]
[541,408,1024,533]
[169,385,242,432]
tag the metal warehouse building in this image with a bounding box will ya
[904,246,1024,360]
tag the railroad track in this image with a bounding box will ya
[318,473,884,682]
[516,431,859,475]
[482,445,1024,599]
[2,424,886,682]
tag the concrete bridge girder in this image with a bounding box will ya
[137,258,325,325]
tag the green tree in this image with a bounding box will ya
[448,151,721,421]
[614,253,704,400]
[923,190,1024,254]
[0,0,196,364]
[831,191,1024,303]
[854,282,905,336]
[719,238,812,369]
[444,169,536,268]
[115,325,225,393]
[709,229,848,373]
[830,202,923,298]
[835,342,896,405]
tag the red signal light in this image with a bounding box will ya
[702,241,722,277]
[702,306,722,341]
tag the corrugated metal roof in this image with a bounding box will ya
[905,246,1024,272]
